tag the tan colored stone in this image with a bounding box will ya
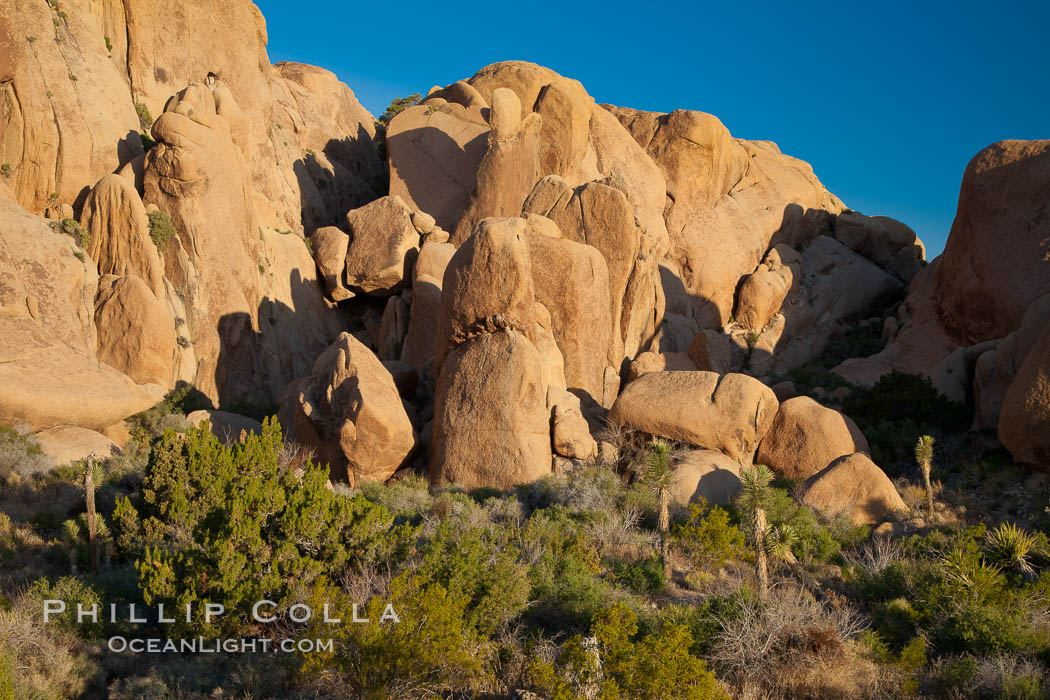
[935,140,1050,343]
[0,196,164,431]
[802,453,907,525]
[386,104,489,232]
[401,241,456,376]
[627,352,698,382]
[344,195,420,295]
[311,226,352,301]
[94,275,177,388]
[756,397,870,479]
[285,332,417,484]
[35,426,121,466]
[999,322,1050,470]
[735,244,799,331]
[431,330,552,488]
[526,223,614,403]
[550,389,598,461]
[672,450,742,507]
[0,0,143,215]
[436,217,535,373]
[975,294,1050,430]
[609,371,778,462]
[82,174,166,298]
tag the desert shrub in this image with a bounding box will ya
[0,163,10,178]
[843,371,972,468]
[0,586,95,699]
[26,576,103,637]
[377,93,422,126]
[305,570,487,698]
[672,500,748,572]
[50,217,91,248]
[528,601,725,699]
[59,512,113,572]
[123,385,203,444]
[0,423,51,480]
[356,473,433,524]
[524,509,615,634]
[146,209,177,249]
[757,485,860,566]
[134,101,152,128]
[611,554,666,595]
[414,519,529,636]
[708,586,867,691]
[113,420,412,636]
[659,592,749,657]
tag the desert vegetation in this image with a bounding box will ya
[2,383,1048,700]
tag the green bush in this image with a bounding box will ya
[50,217,91,249]
[134,101,152,129]
[528,601,725,699]
[0,163,11,178]
[377,93,422,126]
[612,555,667,595]
[114,420,412,637]
[672,500,748,572]
[843,372,971,469]
[146,209,177,249]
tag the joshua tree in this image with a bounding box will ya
[646,438,674,579]
[738,464,776,599]
[915,435,936,519]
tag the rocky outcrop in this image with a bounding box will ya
[430,218,554,488]
[283,333,417,484]
[143,82,344,407]
[605,107,847,329]
[312,226,353,301]
[526,221,615,405]
[735,245,799,332]
[0,193,164,431]
[609,371,778,463]
[432,329,552,488]
[756,397,870,479]
[82,175,166,298]
[344,196,420,296]
[839,141,1050,389]
[401,241,456,377]
[523,176,664,364]
[627,352,698,382]
[802,453,907,525]
[974,295,1050,430]
[94,275,177,388]
[934,141,1050,343]
[0,0,144,215]
[999,322,1050,470]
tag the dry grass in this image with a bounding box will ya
[0,587,94,698]
[708,585,868,697]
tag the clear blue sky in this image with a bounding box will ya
[257,0,1049,257]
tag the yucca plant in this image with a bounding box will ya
[914,435,936,519]
[765,523,799,567]
[646,438,674,579]
[984,522,1038,577]
[738,464,776,599]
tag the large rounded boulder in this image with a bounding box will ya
[756,397,871,479]
[609,371,778,463]
[802,453,907,526]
